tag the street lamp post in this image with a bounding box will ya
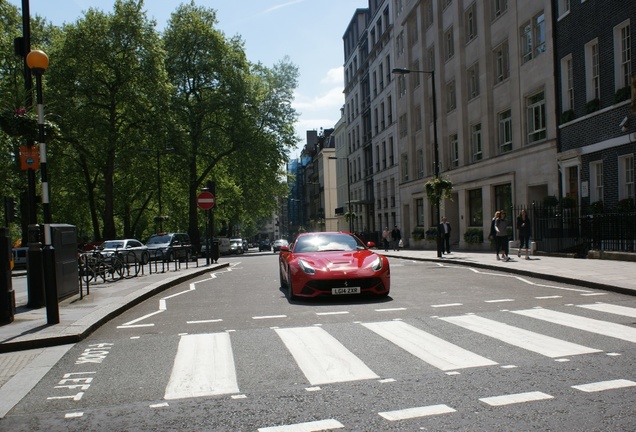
[329,156,352,233]
[26,49,59,323]
[392,67,442,258]
[141,147,174,232]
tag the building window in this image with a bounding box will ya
[412,60,421,87]
[387,95,393,124]
[467,62,480,99]
[619,155,635,201]
[444,27,454,61]
[449,134,459,168]
[561,55,574,111]
[527,91,546,143]
[397,31,405,57]
[399,114,408,138]
[558,0,570,18]
[424,0,434,29]
[398,75,406,97]
[427,45,435,71]
[585,39,600,101]
[382,141,387,169]
[498,109,512,153]
[614,21,632,91]
[389,137,395,165]
[491,0,507,20]
[401,153,409,182]
[446,80,456,112]
[417,149,424,178]
[375,145,380,172]
[494,40,509,83]
[416,198,424,226]
[465,3,477,41]
[590,161,603,203]
[468,188,483,226]
[471,123,482,161]
[520,12,545,64]
[414,105,422,131]
[494,183,513,214]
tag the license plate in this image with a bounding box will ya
[332,287,360,295]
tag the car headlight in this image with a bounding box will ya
[371,256,383,271]
[298,259,316,275]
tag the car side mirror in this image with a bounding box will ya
[366,241,376,248]
[280,245,290,252]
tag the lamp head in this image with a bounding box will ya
[26,50,49,73]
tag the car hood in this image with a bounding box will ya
[146,242,169,249]
[294,250,378,271]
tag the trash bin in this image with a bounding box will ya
[211,239,220,263]
[50,224,79,300]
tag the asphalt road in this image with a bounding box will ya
[1,252,635,431]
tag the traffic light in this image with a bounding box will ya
[4,197,17,224]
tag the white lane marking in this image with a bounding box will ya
[375,307,407,312]
[117,324,154,329]
[512,308,636,343]
[480,391,553,406]
[253,315,287,320]
[431,303,463,308]
[164,333,238,400]
[258,419,344,432]
[572,379,636,392]
[440,315,600,358]
[362,321,497,371]
[485,299,515,303]
[275,327,379,385]
[535,296,562,299]
[118,310,163,328]
[64,412,84,418]
[149,402,169,408]
[578,303,636,318]
[379,404,456,421]
[186,319,223,324]
[316,311,349,316]
[580,293,607,296]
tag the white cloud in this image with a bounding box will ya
[321,66,344,85]
[263,0,305,14]
[293,86,344,111]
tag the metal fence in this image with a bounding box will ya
[511,205,636,256]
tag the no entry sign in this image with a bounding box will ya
[197,191,215,210]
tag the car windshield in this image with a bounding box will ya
[102,241,124,249]
[293,233,364,253]
[146,235,170,245]
[230,240,242,245]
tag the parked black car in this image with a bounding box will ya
[146,232,194,261]
[258,239,271,251]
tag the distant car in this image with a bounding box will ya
[272,239,289,252]
[259,240,271,251]
[11,247,28,269]
[278,232,390,300]
[229,238,244,255]
[242,239,249,252]
[99,239,150,264]
[146,232,193,262]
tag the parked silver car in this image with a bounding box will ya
[99,239,149,264]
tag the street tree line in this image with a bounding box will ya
[0,0,298,249]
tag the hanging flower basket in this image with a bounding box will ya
[0,107,59,141]
[424,176,453,204]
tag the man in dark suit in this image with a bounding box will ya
[439,216,452,254]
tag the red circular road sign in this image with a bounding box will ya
[197,191,215,210]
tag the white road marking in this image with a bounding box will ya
[164,333,238,400]
[480,391,553,406]
[258,419,344,432]
[149,402,169,408]
[64,412,84,418]
[186,319,223,324]
[362,321,497,371]
[253,315,287,320]
[375,307,407,312]
[485,299,515,303]
[431,303,463,308]
[379,404,456,420]
[316,311,349,316]
[118,310,163,328]
[535,295,562,299]
[572,379,636,392]
[275,327,379,385]
[580,293,607,296]
[441,314,600,358]
[512,308,636,343]
[578,303,636,318]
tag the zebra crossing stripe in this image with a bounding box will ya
[275,327,379,385]
[164,333,239,400]
[572,379,636,392]
[480,391,553,406]
[379,404,456,420]
[578,303,636,318]
[440,315,600,358]
[258,419,344,431]
[362,321,497,371]
[512,309,636,343]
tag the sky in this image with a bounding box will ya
[8,0,367,157]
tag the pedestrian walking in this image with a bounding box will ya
[517,209,531,259]
[382,227,391,252]
[391,225,402,251]
[495,210,510,261]
[439,216,452,254]
[490,211,501,260]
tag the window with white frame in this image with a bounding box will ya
[527,90,546,143]
[619,154,635,200]
[590,161,603,203]
[491,0,507,20]
[468,62,480,99]
[444,27,454,60]
[614,20,631,91]
[558,0,570,18]
[472,123,482,161]
[401,153,409,181]
[560,55,574,111]
[449,134,459,168]
[446,80,456,112]
[465,3,477,41]
[498,109,512,153]
[585,39,600,101]
[520,12,545,64]
[494,40,509,83]
[417,149,424,178]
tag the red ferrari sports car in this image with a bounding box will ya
[279,232,390,300]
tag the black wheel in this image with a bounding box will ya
[141,251,150,265]
[279,267,288,289]
[287,274,297,301]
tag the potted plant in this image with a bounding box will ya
[463,228,483,244]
